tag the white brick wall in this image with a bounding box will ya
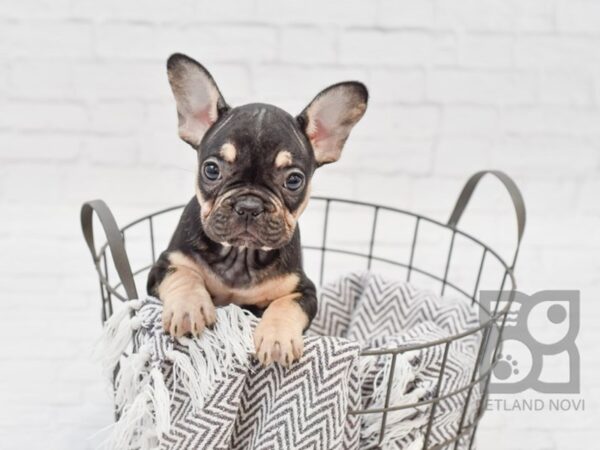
[1,1,599,448]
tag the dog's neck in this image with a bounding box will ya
[208,244,279,286]
[161,197,301,290]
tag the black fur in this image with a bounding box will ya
[147,198,317,325]
[147,53,367,332]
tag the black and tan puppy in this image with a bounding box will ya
[147,53,368,367]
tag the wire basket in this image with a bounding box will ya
[81,170,525,449]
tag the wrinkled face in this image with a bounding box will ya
[196,105,315,249]
[167,53,368,250]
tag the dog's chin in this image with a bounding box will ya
[203,228,292,251]
[227,235,273,250]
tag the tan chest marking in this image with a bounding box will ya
[202,268,300,308]
[166,251,299,308]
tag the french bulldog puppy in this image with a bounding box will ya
[147,53,368,367]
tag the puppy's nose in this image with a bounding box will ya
[233,195,265,217]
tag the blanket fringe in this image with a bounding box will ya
[150,367,171,435]
[114,344,151,412]
[180,305,254,391]
[95,300,143,378]
[109,385,153,450]
[102,366,171,450]
[164,306,254,413]
[166,349,206,411]
[96,301,262,448]
[404,434,424,450]
[362,350,429,448]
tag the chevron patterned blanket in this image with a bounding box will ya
[97,272,480,450]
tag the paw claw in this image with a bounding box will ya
[272,342,281,361]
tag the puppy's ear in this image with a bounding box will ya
[167,53,229,147]
[297,82,368,166]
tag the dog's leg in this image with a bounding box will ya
[149,250,216,338]
[254,275,317,367]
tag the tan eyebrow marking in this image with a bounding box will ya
[219,143,237,162]
[275,150,293,168]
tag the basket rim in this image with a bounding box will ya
[113,195,516,275]
[97,195,517,353]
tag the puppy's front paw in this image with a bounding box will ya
[162,296,216,339]
[253,318,304,367]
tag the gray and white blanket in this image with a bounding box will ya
[97,272,480,450]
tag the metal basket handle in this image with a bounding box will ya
[447,170,526,269]
[81,200,139,300]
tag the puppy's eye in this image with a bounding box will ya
[284,172,304,191]
[203,162,221,181]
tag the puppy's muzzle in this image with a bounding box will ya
[203,189,293,249]
[233,194,265,218]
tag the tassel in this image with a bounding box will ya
[179,305,254,388]
[101,300,143,339]
[181,338,213,399]
[101,302,256,448]
[168,305,254,413]
[166,350,205,412]
[371,352,414,401]
[199,336,220,381]
[228,306,255,358]
[108,385,152,450]
[150,367,171,436]
[95,300,143,378]
[209,305,253,367]
[114,345,152,412]
[362,351,429,447]
[402,434,424,450]
[182,336,229,398]
[139,428,159,450]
